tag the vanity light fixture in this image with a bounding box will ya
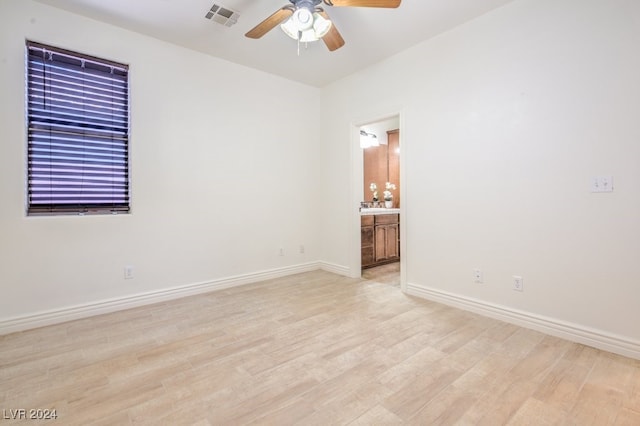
[360,130,379,148]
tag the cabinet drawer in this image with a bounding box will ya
[375,214,399,225]
[361,215,374,226]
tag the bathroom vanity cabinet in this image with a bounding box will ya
[361,212,399,269]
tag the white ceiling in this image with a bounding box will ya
[34,0,516,87]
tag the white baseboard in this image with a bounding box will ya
[318,261,351,277]
[0,262,323,336]
[407,283,640,360]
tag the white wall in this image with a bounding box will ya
[320,0,640,351]
[0,0,322,323]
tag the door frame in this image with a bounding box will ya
[349,110,407,292]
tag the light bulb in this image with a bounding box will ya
[293,8,313,31]
[312,13,332,38]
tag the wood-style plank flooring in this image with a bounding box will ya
[1,269,639,425]
[362,262,400,288]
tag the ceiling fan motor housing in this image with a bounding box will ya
[289,0,323,12]
[289,0,323,6]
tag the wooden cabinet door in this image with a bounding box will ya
[375,226,388,262]
[361,226,375,267]
[374,224,400,263]
[386,224,399,259]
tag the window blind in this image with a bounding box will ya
[26,41,130,215]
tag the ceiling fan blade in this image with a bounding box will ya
[245,6,294,39]
[323,0,401,8]
[319,11,345,51]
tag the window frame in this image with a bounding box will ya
[25,41,131,216]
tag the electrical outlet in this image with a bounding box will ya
[513,275,523,292]
[473,269,483,283]
[124,265,134,280]
[299,245,305,254]
[279,247,284,256]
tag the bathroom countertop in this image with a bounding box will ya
[360,208,400,216]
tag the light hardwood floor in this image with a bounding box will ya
[1,270,639,425]
[362,262,400,287]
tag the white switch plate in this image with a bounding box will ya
[591,176,613,193]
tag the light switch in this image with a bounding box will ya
[591,176,613,193]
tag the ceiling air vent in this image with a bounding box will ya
[205,3,239,27]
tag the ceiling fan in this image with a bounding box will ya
[245,0,401,52]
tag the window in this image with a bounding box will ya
[26,41,130,215]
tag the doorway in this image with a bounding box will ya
[353,113,404,290]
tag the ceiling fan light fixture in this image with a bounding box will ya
[280,17,300,40]
[299,28,319,43]
[247,0,401,52]
[293,8,314,30]
[312,12,332,38]
[281,8,332,42]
